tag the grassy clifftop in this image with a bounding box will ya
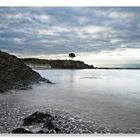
[22,58,94,69]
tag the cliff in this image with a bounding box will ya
[0,51,49,92]
[22,58,94,69]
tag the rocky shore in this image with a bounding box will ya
[11,111,130,134]
[0,51,51,93]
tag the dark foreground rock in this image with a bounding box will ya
[12,128,33,134]
[0,51,50,93]
[23,111,54,126]
[12,112,61,134]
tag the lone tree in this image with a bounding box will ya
[69,53,76,60]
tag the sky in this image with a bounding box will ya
[0,7,140,68]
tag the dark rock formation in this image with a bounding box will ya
[12,128,33,134]
[12,112,61,134]
[0,51,50,92]
[23,111,54,126]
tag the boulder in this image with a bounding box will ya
[23,111,54,126]
[12,111,62,134]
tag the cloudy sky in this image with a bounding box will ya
[0,7,140,67]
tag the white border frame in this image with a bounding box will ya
[0,0,140,6]
[0,0,140,140]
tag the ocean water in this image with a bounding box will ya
[0,69,140,133]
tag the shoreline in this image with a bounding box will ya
[32,67,140,70]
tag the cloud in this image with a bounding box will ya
[82,25,111,34]
[39,15,50,21]
[109,12,135,19]
[5,13,24,19]
[110,38,122,44]
[0,7,140,67]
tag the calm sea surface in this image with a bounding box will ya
[0,69,140,133]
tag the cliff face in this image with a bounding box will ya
[0,51,45,92]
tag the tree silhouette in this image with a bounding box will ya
[69,53,76,60]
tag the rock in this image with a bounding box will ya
[12,111,62,134]
[12,128,33,134]
[54,127,61,133]
[43,121,55,130]
[41,78,52,84]
[43,121,61,132]
[23,111,54,126]
[37,130,48,133]
[0,51,50,92]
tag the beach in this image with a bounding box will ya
[0,69,140,133]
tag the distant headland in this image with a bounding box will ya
[21,58,94,69]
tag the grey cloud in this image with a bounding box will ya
[0,7,140,59]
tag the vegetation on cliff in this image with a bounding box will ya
[22,58,94,69]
